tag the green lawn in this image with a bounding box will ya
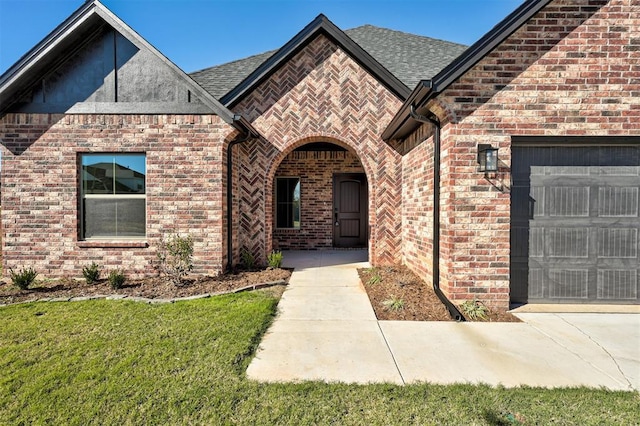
[1,293,638,425]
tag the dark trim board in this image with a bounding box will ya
[512,136,640,146]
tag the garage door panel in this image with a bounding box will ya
[548,269,590,299]
[598,187,638,217]
[545,227,590,258]
[547,186,589,217]
[528,268,545,299]
[597,228,638,258]
[597,269,638,300]
[511,145,640,304]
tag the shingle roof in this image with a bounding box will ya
[190,24,467,101]
[190,50,276,105]
[346,25,467,89]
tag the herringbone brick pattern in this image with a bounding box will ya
[234,34,402,265]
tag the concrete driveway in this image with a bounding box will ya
[247,250,640,391]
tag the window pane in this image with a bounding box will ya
[82,155,115,194]
[84,198,116,238]
[84,198,145,238]
[82,154,145,194]
[114,155,146,194]
[276,178,300,229]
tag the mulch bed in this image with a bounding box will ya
[2,264,519,323]
[358,265,520,322]
[0,268,291,305]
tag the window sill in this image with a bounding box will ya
[77,241,149,249]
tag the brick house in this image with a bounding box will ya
[1,0,638,309]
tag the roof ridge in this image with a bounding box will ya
[345,24,467,48]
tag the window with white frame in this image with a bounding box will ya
[276,177,300,229]
[81,153,146,239]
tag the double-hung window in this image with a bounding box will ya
[81,153,146,239]
[276,177,300,229]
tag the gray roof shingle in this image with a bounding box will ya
[346,25,467,89]
[189,24,467,101]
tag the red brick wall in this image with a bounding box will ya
[273,150,364,250]
[400,124,435,282]
[234,34,403,266]
[0,113,235,279]
[401,0,640,308]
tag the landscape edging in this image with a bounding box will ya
[0,280,288,308]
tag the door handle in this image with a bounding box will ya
[334,212,339,227]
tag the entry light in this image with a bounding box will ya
[477,144,499,174]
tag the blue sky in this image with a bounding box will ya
[0,0,524,75]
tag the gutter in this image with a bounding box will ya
[408,104,465,322]
[226,116,257,271]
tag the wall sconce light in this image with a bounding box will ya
[477,144,499,174]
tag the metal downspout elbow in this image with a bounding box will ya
[409,105,465,321]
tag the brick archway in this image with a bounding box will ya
[264,135,376,257]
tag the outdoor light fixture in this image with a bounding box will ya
[477,144,499,174]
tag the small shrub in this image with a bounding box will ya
[82,262,102,285]
[267,250,283,269]
[460,299,489,321]
[382,296,405,312]
[108,270,126,290]
[367,268,382,285]
[240,249,256,270]
[10,267,38,290]
[157,234,194,286]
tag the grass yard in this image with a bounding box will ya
[1,292,638,425]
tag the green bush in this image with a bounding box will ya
[364,268,382,285]
[82,262,102,285]
[108,270,126,290]
[460,299,489,321]
[382,296,405,312]
[267,250,283,269]
[10,267,38,290]
[157,234,194,286]
[240,249,256,270]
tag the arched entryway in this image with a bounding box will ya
[267,140,370,251]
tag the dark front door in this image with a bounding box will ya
[511,144,640,305]
[333,173,368,247]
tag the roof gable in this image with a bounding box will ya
[0,0,236,122]
[382,0,554,140]
[218,14,413,107]
[192,25,467,101]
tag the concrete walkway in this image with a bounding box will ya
[246,250,640,391]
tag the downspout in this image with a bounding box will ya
[226,126,254,271]
[409,104,465,321]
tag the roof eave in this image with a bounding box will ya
[221,14,411,107]
[381,80,434,141]
[0,1,98,104]
[382,0,553,141]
